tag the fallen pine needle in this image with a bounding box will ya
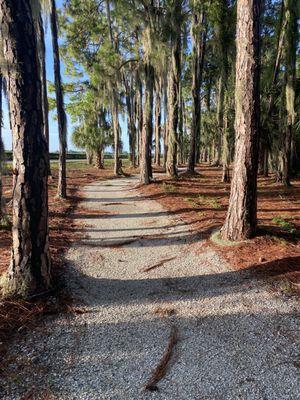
[142,257,177,273]
[144,325,178,391]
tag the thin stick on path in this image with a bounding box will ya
[142,256,177,273]
[144,325,178,392]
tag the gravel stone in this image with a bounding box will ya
[1,175,299,399]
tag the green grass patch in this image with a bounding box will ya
[271,216,300,239]
[162,183,176,193]
[197,195,222,209]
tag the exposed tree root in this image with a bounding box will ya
[144,325,178,392]
[142,257,177,272]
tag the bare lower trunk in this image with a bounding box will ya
[95,146,104,169]
[140,62,154,184]
[166,2,182,178]
[0,73,3,220]
[50,0,67,198]
[282,0,297,187]
[86,150,93,165]
[154,77,162,166]
[1,0,51,296]
[188,6,206,172]
[282,125,292,186]
[222,104,230,183]
[112,92,121,176]
[221,0,261,241]
[124,74,136,168]
[136,71,143,167]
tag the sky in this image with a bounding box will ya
[2,0,129,153]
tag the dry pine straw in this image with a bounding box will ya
[139,164,300,292]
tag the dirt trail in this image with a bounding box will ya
[1,175,300,399]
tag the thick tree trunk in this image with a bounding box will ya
[221,0,261,241]
[166,1,182,178]
[1,0,51,296]
[50,0,67,198]
[140,62,154,184]
[188,4,206,172]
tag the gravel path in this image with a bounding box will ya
[1,175,300,399]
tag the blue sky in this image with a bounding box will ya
[2,0,128,153]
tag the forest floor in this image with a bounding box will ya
[1,167,299,399]
[142,164,300,294]
[0,160,125,359]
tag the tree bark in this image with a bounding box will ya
[50,0,67,198]
[166,0,182,178]
[0,73,4,220]
[221,0,261,241]
[188,3,206,172]
[95,146,104,169]
[140,62,154,184]
[124,73,136,168]
[1,0,51,296]
[282,0,297,186]
[154,76,162,166]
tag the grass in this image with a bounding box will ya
[162,183,176,193]
[271,216,296,233]
[185,195,222,209]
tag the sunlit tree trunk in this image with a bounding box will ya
[1,0,51,296]
[50,0,67,198]
[221,0,261,241]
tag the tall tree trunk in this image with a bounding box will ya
[36,14,49,148]
[222,93,230,182]
[50,0,67,198]
[154,76,162,166]
[124,74,136,168]
[140,62,154,184]
[188,2,206,172]
[0,73,4,221]
[221,0,261,241]
[95,145,104,169]
[136,70,143,167]
[36,13,51,176]
[1,0,51,296]
[163,79,168,169]
[166,0,182,178]
[282,0,297,186]
[112,93,121,175]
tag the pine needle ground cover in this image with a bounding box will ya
[140,164,300,294]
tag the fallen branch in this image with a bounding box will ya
[144,325,178,392]
[142,257,177,273]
